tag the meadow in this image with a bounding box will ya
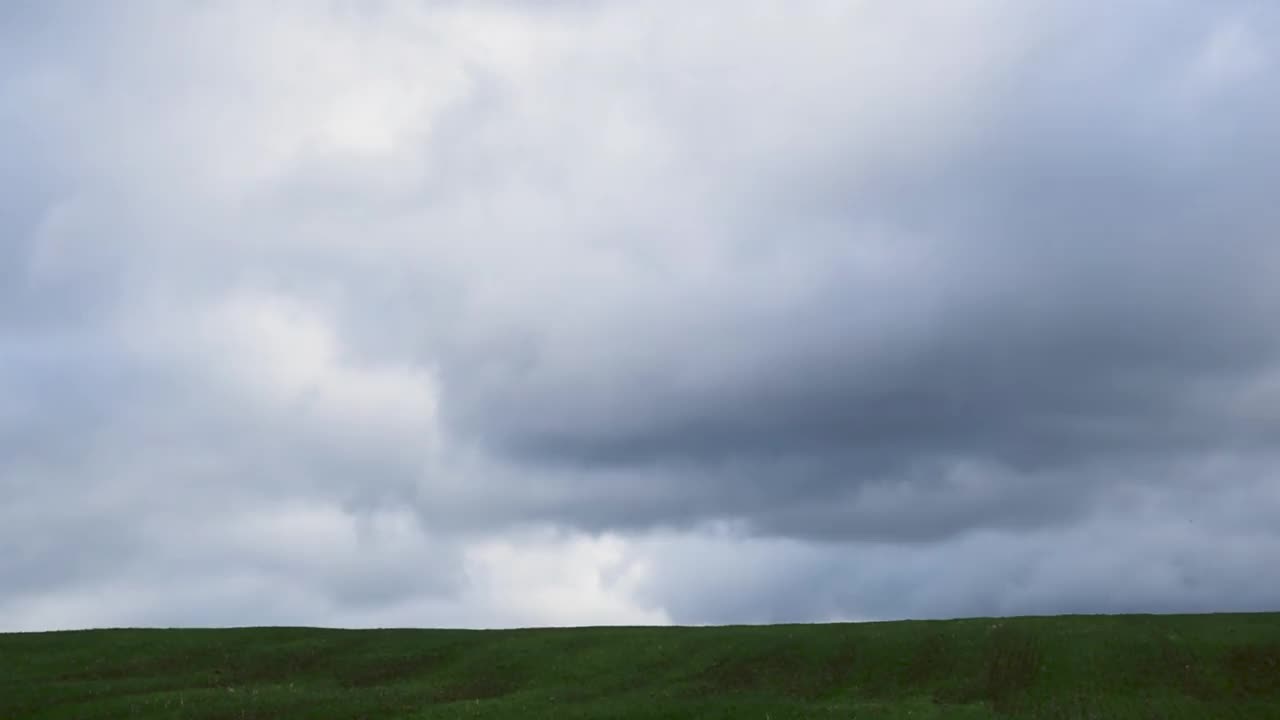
[2,613,1278,718]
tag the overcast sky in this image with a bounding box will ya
[3,1,1280,632]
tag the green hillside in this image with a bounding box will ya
[3,613,1278,718]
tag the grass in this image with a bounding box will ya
[2,613,1279,718]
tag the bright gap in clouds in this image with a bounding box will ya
[2,1,1280,631]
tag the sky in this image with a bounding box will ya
[2,0,1280,631]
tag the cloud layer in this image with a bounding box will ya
[3,1,1279,631]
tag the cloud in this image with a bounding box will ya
[2,1,1279,631]
[424,0,1280,541]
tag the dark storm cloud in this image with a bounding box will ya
[434,1,1280,540]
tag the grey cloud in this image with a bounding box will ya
[430,1,1280,542]
[634,470,1280,624]
[3,1,1279,630]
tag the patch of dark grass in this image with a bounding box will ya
[1123,634,1220,702]
[692,642,852,700]
[1223,642,1280,697]
[1026,691,1106,720]
[968,623,1044,713]
[553,631,611,654]
[210,640,358,687]
[1159,640,1217,701]
[694,650,786,694]
[898,630,976,706]
[428,650,533,705]
[823,637,861,693]
[432,669,526,703]
[336,648,457,688]
[902,630,960,685]
[55,646,222,683]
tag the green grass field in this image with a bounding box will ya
[3,613,1278,719]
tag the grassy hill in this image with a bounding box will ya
[2,613,1278,718]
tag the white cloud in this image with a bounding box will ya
[1188,16,1268,91]
[462,529,670,627]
